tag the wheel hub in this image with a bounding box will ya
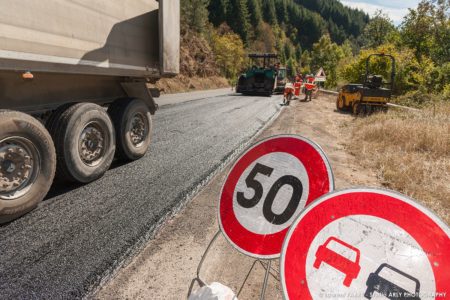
[2,160,16,173]
[0,139,36,198]
[79,124,105,166]
[129,113,147,147]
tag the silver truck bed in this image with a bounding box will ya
[0,0,179,78]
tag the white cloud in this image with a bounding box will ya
[340,0,419,25]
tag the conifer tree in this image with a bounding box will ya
[208,0,229,26]
[247,0,263,28]
[182,0,210,33]
[228,0,251,44]
[262,0,278,25]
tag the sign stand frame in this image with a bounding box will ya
[187,230,279,300]
[189,135,334,299]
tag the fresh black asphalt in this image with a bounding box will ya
[0,92,282,299]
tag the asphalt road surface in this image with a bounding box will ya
[0,91,282,299]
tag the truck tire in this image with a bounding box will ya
[0,110,56,223]
[47,103,115,183]
[108,98,152,161]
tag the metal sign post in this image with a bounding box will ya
[281,188,450,300]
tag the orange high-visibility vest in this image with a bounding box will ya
[305,77,315,91]
[294,80,303,96]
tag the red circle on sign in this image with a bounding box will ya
[281,188,450,300]
[218,135,334,259]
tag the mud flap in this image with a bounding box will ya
[121,81,158,114]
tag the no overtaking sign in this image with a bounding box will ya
[281,188,450,300]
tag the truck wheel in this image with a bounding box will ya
[108,98,152,161]
[48,103,115,183]
[0,110,56,223]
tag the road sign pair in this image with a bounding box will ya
[218,135,449,299]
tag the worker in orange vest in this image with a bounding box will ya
[304,74,316,102]
[294,74,303,97]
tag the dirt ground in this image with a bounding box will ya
[94,93,384,300]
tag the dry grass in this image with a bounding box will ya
[349,102,450,224]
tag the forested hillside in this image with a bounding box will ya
[208,0,368,48]
[181,0,449,104]
[208,0,369,49]
[182,0,368,82]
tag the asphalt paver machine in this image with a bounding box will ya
[236,53,279,96]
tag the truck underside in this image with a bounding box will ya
[0,0,180,223]
[0,71,158,116]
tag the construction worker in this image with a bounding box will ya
[294,74,303,97]
[304,74,316,102]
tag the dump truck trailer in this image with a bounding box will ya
[0,0,180,223]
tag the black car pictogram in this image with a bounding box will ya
[364,263,421,299]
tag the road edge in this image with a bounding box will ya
[85,100,285,299]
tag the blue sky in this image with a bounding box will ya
[340,0,421,25]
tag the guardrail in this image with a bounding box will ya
[386,103,420,111]
[319,89,339,95]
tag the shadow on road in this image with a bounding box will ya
[44,159,131,200]
[44,182,84,200]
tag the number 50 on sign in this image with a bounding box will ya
[218,135,334,259]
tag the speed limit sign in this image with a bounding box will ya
[218,135,334,259]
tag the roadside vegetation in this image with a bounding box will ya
[344,1,449,222]
[182,0,369,84]
[182,0,448,105]
[340,1,449,102]
[180,0,449,218]
[349,102,450,223]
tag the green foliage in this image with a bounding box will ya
[263,0,278,25]
[360,10,396,48]
[340,44,449,99]
[247,0,263,28]
[211,30,246,81]
[337,0,449,104]
[339,44,439,94]
[443,84,450,100]
[250,22,276,53]
[286,57,299,77]
[311,35,345,88]
[182,0,448,107]
[300,50,312,74]
[208,0,229,26]
[400,0,450,64]
[228,0,251,44]
[296,0,369,38]
[206,0,369,50]
[392,90,441,108]
[181,0,210,34]
[431,62,450,93]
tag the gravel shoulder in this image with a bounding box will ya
[95,94,384,299]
